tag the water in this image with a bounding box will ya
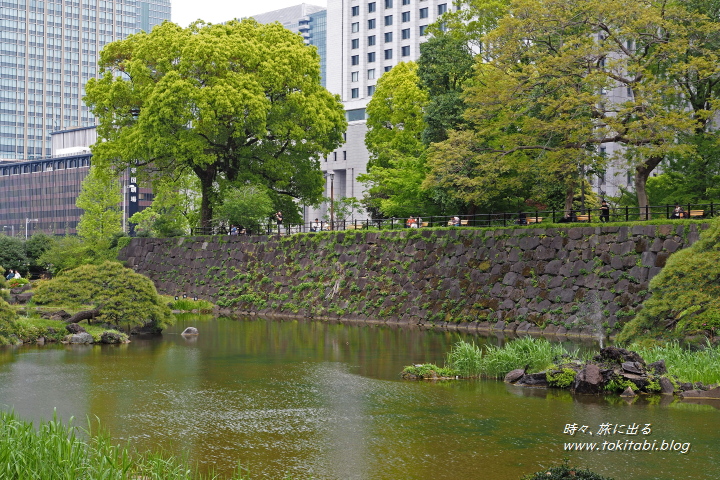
[0,316,717,480]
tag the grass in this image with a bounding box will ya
[0,410,250,479]
[630,340,720,385]
[164,296,215,313]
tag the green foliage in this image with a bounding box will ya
[85,19,346,227]
[33,261,174,330]
[37,236,116,275]
[25,232,55,270]
[214,184,275,234]
[7,278,29,289]
[630,341,720,385]
[522,460,614,480]
[446,340,484,377]
[0,235,28,274]
[546,368,578,388]
[166,296,215,313]
[0,411,251,480]
[0,297,19,345]
[604,378,637,393]
[130,178,193,238]
[76,166,123,250]
[479,337,574,379]
[618,217,720,342]
[401,363,459,379]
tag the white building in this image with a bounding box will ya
[306,0,451,223]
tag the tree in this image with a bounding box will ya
[359,62,437,218]
[214,184,275,234]
[33,261,174,332]
[84,20,347,228]
[25,232,55,272]
[425,0,720,217]
[129,175,196,237]
[76,166,123,249]
[0,235,28,275]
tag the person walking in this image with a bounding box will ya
[600,200,610,222]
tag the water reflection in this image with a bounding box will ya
[0,317,717,480]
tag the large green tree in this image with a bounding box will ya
[425,0,720,216]
[85,20,347,227]
[359,62,434,218]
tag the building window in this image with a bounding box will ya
[402,0,410,4]
[368,52,376,62]
[352,22,359,32]
[334,152,338,161]
[419,7,428,18]
[343,151,347,160]
[368,85,376,96]
[368,2,376,12]
[385,15,393,25]
[351,88,359,98]
[368,35,376,45]
[419,24,428,36]
[401,28,410,39]
[438,3,447,15]
[402,11,410,22]
[352,38,360,49]
[368,18,376,29]
[385,31,393,42]
[385,0,393,8]
[384,48,393,59]
[352,71,359,82]
[368,68,376,79]
[352,5,360,16]
[401,45,410,56]
[351,55,360,65]
[384,66,392,72]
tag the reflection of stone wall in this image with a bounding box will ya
[119,224,706,337]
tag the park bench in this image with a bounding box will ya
[421,221,429,227]
[527,217,543,224]
[461,219,469,226]
[575,214,590,222]
[688,210,705,218]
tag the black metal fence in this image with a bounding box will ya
[190,202,716,236]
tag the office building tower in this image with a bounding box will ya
[307,0,449,223]
[250,4,327,87]
[0,0,171,162]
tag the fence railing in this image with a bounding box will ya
[189,202,716,236]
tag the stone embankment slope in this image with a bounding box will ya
[119,224,706,338]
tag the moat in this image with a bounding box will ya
[0,316,717,479]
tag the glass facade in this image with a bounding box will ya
[0,0,170,161]
[307,10,327,87]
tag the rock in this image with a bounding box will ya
[181,327,199,335]
[100,331,124,344]
[620,386,636,397]
[504,368,526,383]
[659,377,675,395]
[680,386,720,399]
[594,346,645,366]
[648,359,667,375]
[572,364,603,394]
[66,323,87,334]
[68,332,94,344]
[622,361,645,375]
[517,372,548,387]
[679,382,694,392]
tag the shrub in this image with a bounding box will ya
[547,368,577,388]
[523,460,614,480]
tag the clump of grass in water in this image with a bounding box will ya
[630,340,720,385]
[0,410,250,479]
[446,339,483,377]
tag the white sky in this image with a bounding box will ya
[171,0,328,28]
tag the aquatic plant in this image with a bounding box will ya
[446,339,483,377]
[522,460,614,480]
[478,337,575,379]
[0,410,250,479]
[630,340,720,385]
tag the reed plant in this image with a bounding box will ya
[631,340,720,385]
[0,410,249,479]
[446,340,484,377]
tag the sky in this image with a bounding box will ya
[171,0,328,28]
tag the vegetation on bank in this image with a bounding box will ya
[522,460,614,480]
[618,217,720,344]
[0,410,249,480]
[403,337,720,386]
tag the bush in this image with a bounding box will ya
[7,278,29,289]
[32,261,174,331]
[446,340,483,377]
[618,217,720,343]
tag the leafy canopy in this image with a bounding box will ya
[84,19,347,227]
[76,166,123,249]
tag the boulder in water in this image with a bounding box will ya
[181,327,199,336]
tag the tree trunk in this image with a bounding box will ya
[194,165,217,230]
[65,308,101,324]
[634,156,663,220]
[564,184,575,217]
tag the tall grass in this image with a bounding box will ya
[445,337,576,379]
[631,341,720,385]
[0,410,248,479]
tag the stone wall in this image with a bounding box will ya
[119,223,707,338]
